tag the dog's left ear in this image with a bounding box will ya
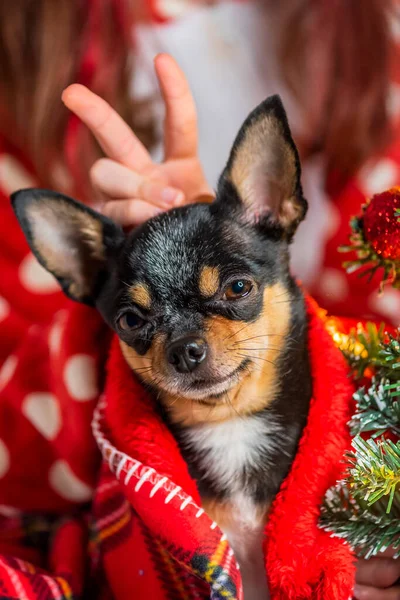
[217,95,307,239]
[11,189,124,305]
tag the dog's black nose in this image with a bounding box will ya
[166,336,207,373]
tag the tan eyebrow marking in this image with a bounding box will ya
[129,283,152,310]
[199,266,220,297]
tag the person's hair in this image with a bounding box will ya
[0,0,154,197]
[276,0,397,184]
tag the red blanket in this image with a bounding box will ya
[0,294,355,599]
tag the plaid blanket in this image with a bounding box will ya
[0,296,355,599]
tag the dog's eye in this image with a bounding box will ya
[118,312,144,331]
[223,279,252,300]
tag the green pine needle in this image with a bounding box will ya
[320,437,400,556]
[321,205,400,558]
[348,437,400,513]
[321,485,400,559]
[350,378,400,438]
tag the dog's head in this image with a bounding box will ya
[12,96,307,420]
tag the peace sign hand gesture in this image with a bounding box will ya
[62,54,213,227]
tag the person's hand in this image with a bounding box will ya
[354,549,400,599]
[62,54,213,227]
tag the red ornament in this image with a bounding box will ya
[363,187,400,260]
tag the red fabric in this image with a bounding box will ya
[77,295,353,600]
[0,135,395,598]
[0,132,358,596]
[0,286,357,599]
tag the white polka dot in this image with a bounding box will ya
[388,83,400,119]
[325,203,341,239]
[319,269,349,302]
[0,356,18,392]
[22,392,61,440]
[0,505,20,517]
[359,159,399,196]
[369,289,400,325]
[49,311,67,356]
[0,439,10,478]
[19,253,60,294]
[64,354,98,401]
[0,154,37,195]
[0,296,10,322]
[49,460,93,502]
[49,321,64,355]
[390,11,400,42]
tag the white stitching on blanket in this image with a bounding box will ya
[134,468,155,492]
[149,476,168,498]
[109,448,117,472]
[116,456,128,479]
[91,400,225,534]
[165,486,181,504]
[179,496,192,510]
[124,462,140,486]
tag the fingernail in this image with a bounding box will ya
[161,187,184,206]
[353,585,362,599]
[92,203,104,214]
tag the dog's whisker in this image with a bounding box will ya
[233,333,286,342]
[236,353,277,367]
[232,333,299,345]
[223,321,253,344]
[229,340,267,349]
[134,369,150,376]
[270,299,292,305]
[223,390,244,420]
[166,395,181,408]
[231,346,281,352]
[271,288,290,298]
[233,354,262,373]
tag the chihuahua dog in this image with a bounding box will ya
[12,96,312,599]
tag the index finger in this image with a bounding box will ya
[155,54,198,160]
[62,84,152,172]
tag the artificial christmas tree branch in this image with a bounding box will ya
[320,187,400,560]
[350,378,400,437]
[349,437,400,511]
[329,321,400,381]
[321,482,400,559]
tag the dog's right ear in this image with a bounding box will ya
[11,189,124,305]
[216,95,307,240]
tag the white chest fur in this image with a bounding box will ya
[182,413,284,500]
[182,414,282,599]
